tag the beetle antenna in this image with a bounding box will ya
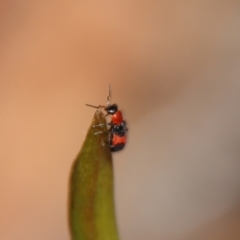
[107,84,111,106]
[85,104,99,108]
[86,104,105,110]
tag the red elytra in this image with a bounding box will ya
[111,134,126,145]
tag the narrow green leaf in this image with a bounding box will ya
[69,110,119,240]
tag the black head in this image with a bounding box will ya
[105,104,118,115]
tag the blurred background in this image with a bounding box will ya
[1,1,240,239]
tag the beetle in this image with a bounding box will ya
[86,86,128,152]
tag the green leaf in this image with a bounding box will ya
[69,110,119,240]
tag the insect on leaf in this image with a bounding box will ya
[69,110,119,240]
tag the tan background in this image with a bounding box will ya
[1,1,240,239]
